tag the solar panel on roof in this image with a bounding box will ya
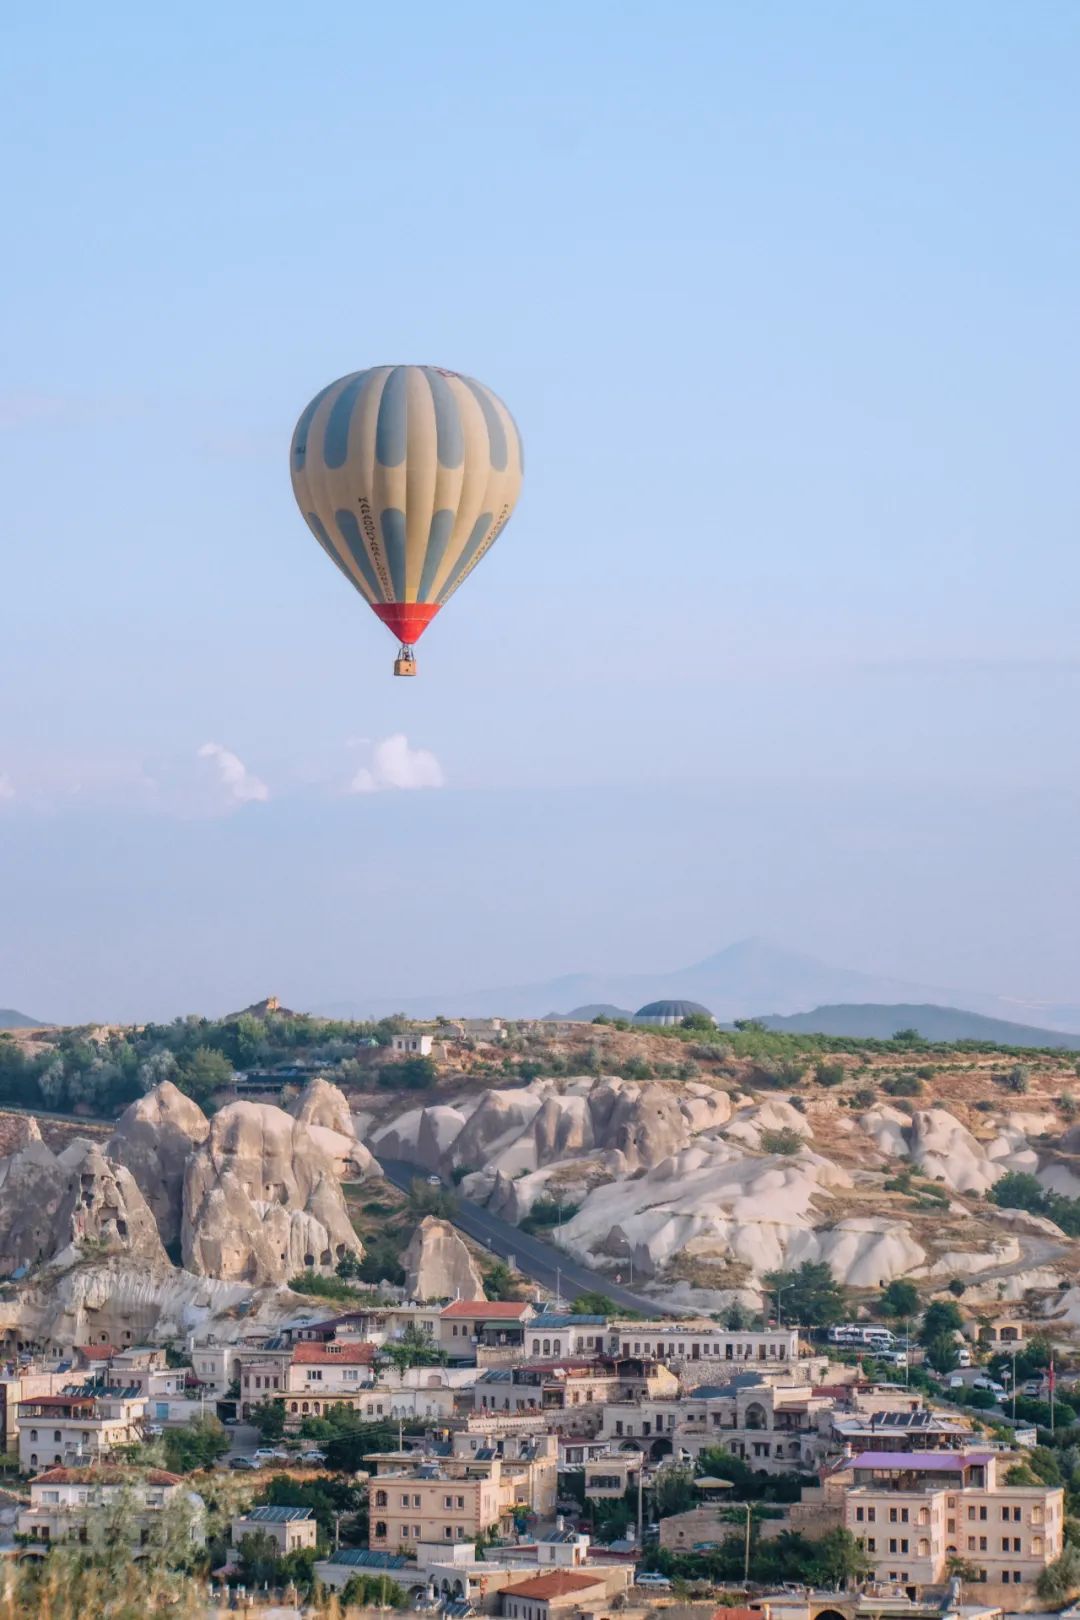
[327,1549,409,1570]
[246,1505,313,1523]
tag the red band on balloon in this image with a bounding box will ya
[371,602,442,644]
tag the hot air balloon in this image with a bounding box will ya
[290,366,523,675]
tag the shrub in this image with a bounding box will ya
[814,1061,845,1088]
[997,1065,1030,1094]
[883,1073,922,1097]
[853,1087,876,1108]
[760,1127,804,1156]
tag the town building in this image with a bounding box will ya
[500,1569,613,1620]
[17,1466,203,1556]
[525,1316,609,1360]
[231,1504,319,1554]
[608,1320,802,1370]
[440,1301,535,1357]
[475,1357,679,1430]
[18,1384,147,1472]
[367,1437,559,1551]
[842,1449,1063,1600]
[391,1033,434,1056]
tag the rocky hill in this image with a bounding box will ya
[0,1014,1078,1345]
[757,1002,1080,1047]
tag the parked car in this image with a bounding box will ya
[253,1447,289,1464]
[971,1376,1007,1400]
[956,1347,972,1367]
[300,1450,327,1464]
[1021,1378,1047,1397]
[426,1175,442,1186]
[634,1573,672,1588]
[229,1457,259,1470]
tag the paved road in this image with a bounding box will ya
[377,1158,671,1316]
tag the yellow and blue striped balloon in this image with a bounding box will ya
[290,366,523,662]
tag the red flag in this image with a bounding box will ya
[1049,1359,1056,1394]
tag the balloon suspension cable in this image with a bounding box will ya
[393,643,418,678]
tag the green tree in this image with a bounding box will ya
[762,1260,845,1326]
[926,1336,959,1375]
[175,1044,234,1103]
[378,1056,437,1090]
[654,1466,697,1518]
[236,1529,283,1587]
[920,1299,963,1345]
[990,1171,1048,1214]
[571,1291,620,1315]
[1038,1543,1080,1604]
[340,1574,409,1608]
[162,1413,230,1473]
[482,1261,522,1301]
[805,1527,873,1588]
[380,1323,445,1374]
[880,1279,919,1318]
[249,1398,286,1442]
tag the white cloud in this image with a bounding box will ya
[349,734,445,794]
[0,774,14,802]
[197,743,269,805]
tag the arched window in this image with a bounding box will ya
[543,1340,551,1355]
[374,1521,387,1539]
[375,1490,388,1508]
[918,1539,930,1557]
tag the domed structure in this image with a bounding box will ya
[634,999,714,1026]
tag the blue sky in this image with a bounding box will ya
[2,1,1078,1021]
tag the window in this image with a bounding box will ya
[967,1508,975,1521]
[901,1540,908,1554]
[1002,1573,1010,1585]
[456,1496,465,1509]
[29,1430,37,1442]
[867,1508,876,1522]
[444,1496,454,1509]
[1014,1572,1023,1583]
[856,1508,865,1523]
[867,1538,876,1552]
[444,1526,453,1539]
[53,1431,61,1442]
[375,1491,387,1508]
[400,1495,410,1507]
[889,1540,897,1554]
[980,1506,987,1521]
[979,1537,987,1551]
[890,1508,898,1523]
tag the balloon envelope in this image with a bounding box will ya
[290,365,523,648]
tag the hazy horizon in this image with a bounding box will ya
[2,2,1078,1024]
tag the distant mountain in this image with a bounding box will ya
[319,936,1080,1032]
[550,1004,634,1022]
[0,1009,44,1029]
[755,1002,1080,1050]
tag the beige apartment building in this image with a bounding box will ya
[608,1321,802,1368]
[18,1389,146,1473]
[368,1439,558,1552]
[843,1449,1063,1600]
[18,1466,202,1555]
